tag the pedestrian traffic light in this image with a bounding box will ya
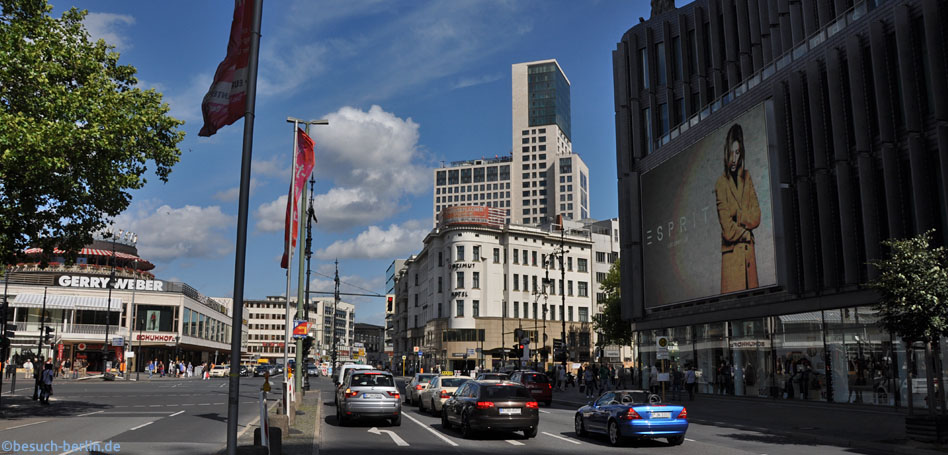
[4,323,16,339]
[43,326,54,343]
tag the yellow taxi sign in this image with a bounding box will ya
[440,370,454,376]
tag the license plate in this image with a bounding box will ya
[363,393,384,399]
[531,389,543,394]
[650,412,671,419]
[499,408,521,415]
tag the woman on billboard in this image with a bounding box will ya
[714,123,761,293]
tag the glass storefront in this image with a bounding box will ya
[634,305,928,408]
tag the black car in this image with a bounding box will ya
[475,372,509,381]
[254,364,275,377]
[306,362,319,377]
[239,365,252,377]
[441,380,539,439]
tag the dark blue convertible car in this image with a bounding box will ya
[574,390,688,446]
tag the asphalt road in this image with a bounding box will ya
[0,375,274,455]
[314,377,895,455]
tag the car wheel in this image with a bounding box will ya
[441,411,452,430]
[337,408,347,427]
[667,435,684,446]
[430,400,439,416]
[391,414,402,426]
[607,420,623,446]
[524,426,538,439]
[460,415,474,439]
[574,414,586,437]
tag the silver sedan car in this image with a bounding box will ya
[336,370,402,426]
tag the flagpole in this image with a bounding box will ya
[283,119,300,416]
[226,0,263,453]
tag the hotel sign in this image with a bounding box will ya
[58,275,165,291]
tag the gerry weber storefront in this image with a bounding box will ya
[4,237,246,373]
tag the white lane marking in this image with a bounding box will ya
[542,431,581,445]
[685,438,696,441]
[77,410,104,417]
[58,440,102,455]
[219,383,226,388]
[505,439,525,446]
[2,420,48,431]
[130,421,154,431]
[401,411,459,447]
[368,426,409,446]
[149,405,162,407]
[539,410,551,414]
[170,410,185,417]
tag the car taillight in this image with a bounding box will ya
[619,409,642,420]
[415,384,425,390]
[440,390,451,399]
[387,391,400,399]
[547,383,552,389]
[525,401,539,409]
[678,408,687,419]
[344,388,359,399]
[475,401,495,409]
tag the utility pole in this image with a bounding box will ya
[558,219,568,370]
[304,175,315,355]
[331,260,340,374]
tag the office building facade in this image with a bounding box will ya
[244,296,355,364]
[613,0,947,406]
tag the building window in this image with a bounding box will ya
[513,248,519,264]
[578,258,588,272]
[568,257,573,271]
[473,272,480,289]
[550,305,556,321]
[438,276,443,293]
[503,301,508,318]
[473,300,479,318]
[414,315,418,327]
[568,306,574,322]
[456,300,464,317]
[513,274,519,291]
[532,275,538,293]
[457,245,465,262]
[532,251,537,266]
[514,301,519,319]
[493,248,500,263]
[415,273,418,285]
[438,303,442,318]
[596,252,606,262]
[414,294,418,307]
[656,41,666,86]
[568,280,573,296]
[457,271,465,289]
[522,250,528,264]
[659,102,669,135]
[578,281,588,297]
[639,47,649,90]
[438,252,443,266]
[473,245,480,261]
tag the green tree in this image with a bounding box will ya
[593,259,633,346]
[0,1,184,264]
[869,230,948,415]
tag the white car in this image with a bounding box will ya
[418,375,471,415]
[209,365,230,377]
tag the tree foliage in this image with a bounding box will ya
[0,0,185,265]
[868,230,948,343]
[593,259,633,346]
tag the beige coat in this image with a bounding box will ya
[714,169,761,293]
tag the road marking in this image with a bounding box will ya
[77,410,104,417]
[149,404,162,407]
[539,410,551,414]
[219,383,226,388]
[401,411,459,447]
[368,426,409,446]
[170,410,186,417]
[58,440,102,455]
[685,438,696,441]
[130,421,154,431]
[2,420,48,431]
[542,431,581,445]
[505,439,525,446]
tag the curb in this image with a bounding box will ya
[551,396,948,455]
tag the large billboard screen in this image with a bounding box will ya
[640,102,777,308]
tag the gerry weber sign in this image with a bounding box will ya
[57,275,165,291]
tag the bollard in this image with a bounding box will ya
[10,373,15,394]
[252,427,282,455]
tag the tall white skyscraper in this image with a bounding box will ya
[433,59,590,226]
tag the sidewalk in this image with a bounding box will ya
[550,383,948,454]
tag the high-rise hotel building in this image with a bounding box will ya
[433,60,590,227]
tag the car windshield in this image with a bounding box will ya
[618,392,657,404]
[482,385,530,399]
[524,374,549,383]
[350,373,394,387]
[441,378,469,387]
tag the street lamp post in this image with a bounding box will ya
[102,228,121,374]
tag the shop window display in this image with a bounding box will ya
[773,311,826,401]
[695,322,728,394]
[824,307,895,406]
[729,317,774,397]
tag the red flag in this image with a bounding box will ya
[198,0,254,137]
[280,128,316,268]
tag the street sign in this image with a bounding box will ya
[292,320,309,338]
[657,350,670,360]
[466,348,475,356]
[111,336,124,347]
[401,355,406,360]
[656,336,669,359]
[412,346,420,353]
[604,345,621,358]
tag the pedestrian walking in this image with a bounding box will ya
[31,356,44,401]
[158,361,165,378]
[672,366,683,400]
[187,362,193,378]
[685,366,697,400]
[23,358,33,379]
[39,361,54,405]
[147,360,154,379]
[556,365,566,391]
[583,366,595,399]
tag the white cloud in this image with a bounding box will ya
[254,195,287,233]
[83,12,135,51]
[252,155,291,181]
[116,204,235,262]
[453,73,503,89]
[316,220,428,260]
[213,178,260,202]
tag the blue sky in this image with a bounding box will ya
[57,0,650,325]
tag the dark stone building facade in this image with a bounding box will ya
[613,0,947,405]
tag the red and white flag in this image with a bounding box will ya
[280,128,316,269]
[198,0,255,137]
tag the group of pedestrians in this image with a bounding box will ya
[577,363,631,399]
[146,359,194,379]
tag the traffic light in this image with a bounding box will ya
[511,344,522,359]
[43,326,54,344]
[553,339,567,362]
[301,335,314,357]
[386,295,395,314]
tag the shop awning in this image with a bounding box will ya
[11,293,122,311]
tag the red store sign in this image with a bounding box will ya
[135,333,176,342]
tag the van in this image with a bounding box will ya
[335,363,374,387]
